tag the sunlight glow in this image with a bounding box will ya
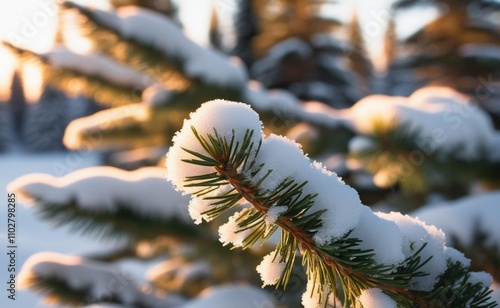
[0,46,17,101]
[21,61,44,103]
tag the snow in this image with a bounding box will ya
[491,283,500,305]
[167,100,263,194]
[44,47,154,89]
[146,259,211,285]
[142,84,177,107]
[243,132,363,244]
[251,38,312,81]
[63,104,149,150]
[347,87,499,161]
[266,205,288,226]
[377,212,447,291]
[181,285,275,308]
[188,185,234,224]
[301,278,331,308]
[8,166,190,219]
[348,136,376,153]
[247,134,311,193]
[459,44,500,61]
[0,152,103,308]
[349,207,405,266]
[443,247,470,267]
[302,162,363,244]
[218,209,253,247]
[18,252,184,307]
[468,271,493,287]
[358,288,397,308]
[412,191,500,249]
[243,82,351,129]
[90,6,246,87]
[188,197,214,225]
[256,250,286,287]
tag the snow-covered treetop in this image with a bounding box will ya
[165,99,496,307]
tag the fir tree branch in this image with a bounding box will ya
[61,1,245,109]
[19,253,185,307]
[30,198,202,242]
[167,100,496,307]
[349,119,500,192]
[2,42,148,107]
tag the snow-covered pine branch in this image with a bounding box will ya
[165,99,496,307]
[62,104,170,150]
[346,86,500,191]
[413,191,500,287]
[2,43,152,107]
[8,167,198,241]
[62,1,246,92]
[19,252,186,307]
[20,252,276,308]
[413,191,500,251]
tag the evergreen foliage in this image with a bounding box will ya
[166,100,496,307]
[22,87,68,152]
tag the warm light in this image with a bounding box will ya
[0,45,17,101]
[21,61,44,103]
[61,10,94,53]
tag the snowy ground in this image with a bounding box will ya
[0,151,104,308]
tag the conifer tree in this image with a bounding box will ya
[346,12,373,96]
[22,87,68,151]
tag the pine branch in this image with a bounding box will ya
[9,167,202,242]
[181,127,428,305]
[61,1,245,108]
[19,252,185,307]
[62,103,184,150]
[2,43,149,107]
[31,199,202,242]
[166,100,497,307]
[349,119,500,192]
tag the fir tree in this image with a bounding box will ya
[346,12,373,96]
[0,103,14,151]
[22,87,69,151]
[8,70,26,138]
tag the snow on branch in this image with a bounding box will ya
[64,1,247,88]
[8,167,197,241]
[165,99,496,307]
[181,285,275,308]
[460,44,500,62]
[2,43,151,107]
[19,252,185,307]
[413,191,500,251]
[44,47,154,89]
[62,104,158,150]
[348,86,498,160]
[346,86,500,190]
